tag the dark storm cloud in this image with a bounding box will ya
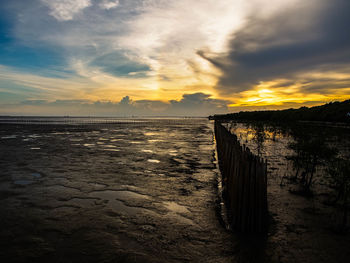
[199,0,350,95]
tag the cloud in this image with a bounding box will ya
[167,93,229,116]
[0,0,259,102]
[41,0,91,21]
[0,65,97,104]
[200,0,350,97]
[2,0,350,112]
[99,0,119,10]
[0,93,229,116]
[119,95,132,106]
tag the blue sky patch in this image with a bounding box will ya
[90,51,151,78]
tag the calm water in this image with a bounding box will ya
[0,118,237,262]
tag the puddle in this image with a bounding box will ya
[104,145,117,148]
[30,147,41,150]
[142,149,153,153]
[70,138,83,142]
[83,144,95,147]
[130,141,142,144]
[148,139,164,143]
[147,159,160,163]
[111,139,123,142]
[28,134,42,138]
[104,149,120,152]
[164,201,190,214]
[169,150,178,156]
[144,132,158,136]
[31,173,41,178]
[1,135,17,139]
[14,180,34,185]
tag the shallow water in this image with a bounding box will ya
[224,121,350,263]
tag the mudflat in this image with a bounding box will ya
[0,120,236,263]
[0,119,349,263]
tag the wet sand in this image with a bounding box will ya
[0,120,238,263]
[0,119,349,262]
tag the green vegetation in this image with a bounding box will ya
[210,100,350,123]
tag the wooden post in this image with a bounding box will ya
[214,120,268,233]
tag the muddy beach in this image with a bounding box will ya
[0,118,349,262]
[0,119,238,262]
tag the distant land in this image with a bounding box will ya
[210,100,350,124]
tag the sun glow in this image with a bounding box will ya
[228,79,350,108]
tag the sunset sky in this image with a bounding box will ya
[0,0,349,116]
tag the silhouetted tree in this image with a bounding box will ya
[210,99,350,124]
[249,122,267,156]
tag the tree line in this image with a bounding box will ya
[210,100,350,123]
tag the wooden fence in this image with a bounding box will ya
[215,120,268,233]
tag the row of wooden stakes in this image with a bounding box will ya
[215,121,268,233]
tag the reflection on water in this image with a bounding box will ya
[227,121,350,226]
[141,149,153,153]
[14,180,34,185]
[31,173,41,178]
[223,121,350,262]
[104,149,120,152]
[1,135,17,139]
[83,143,95,147]
[148,139,164,142]
[147,159,160,163]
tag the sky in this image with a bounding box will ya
[0,0,349,116]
